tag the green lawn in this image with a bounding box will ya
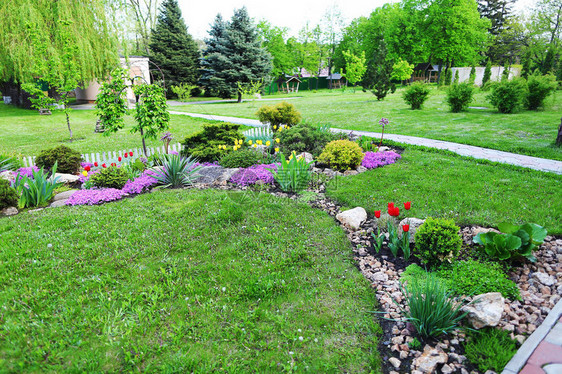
[0,104,220,157]
[326,146,562,235]
[173,88,562,161]
[0,189,380,372]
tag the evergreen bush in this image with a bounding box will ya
[0,179,18,209]
[256,102,302,132]
[220,149,262,168]
[181,123,244,162]
[36,145,82,174]
[487,78,528,113]
[90,166,129,189]
[414,217,462,267]
[446,83,474,112]
[317,140,364,172]
[526,73,557,110]
[278,123,339,157]
[403,82,431,110]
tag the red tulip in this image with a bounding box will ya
[84,166,91,172]
[102,163,107,168]
[388,202,394,209]
[374,210,381,218]
[111,162,116,167]
[118,156,122,162]
[129,151,133,157]
[389,207,400,217]
[403,224,410,232]
[124,153,128,158]
[94,162,98,167]
[404,201,411,210]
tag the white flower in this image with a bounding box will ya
[299,336,303,341]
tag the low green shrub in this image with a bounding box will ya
[0,179,18,209]
[465,328,518,373]
[181,123,244,162]
[396,273,468,340]
[403,82,431,110]
[487,78,527,113]
[526,73,557,110]
[278,122,340,157]
[256,101,302,132]
[446,83,474,112]
[90,166,129,189]
[36,145,82,174]
[317,140,364,172]
[436,260,520,300]
[414,217,462,267]
[220,149,262,168]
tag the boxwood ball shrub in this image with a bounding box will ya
[0,179,19,209]
[90,166,129,189]
[446,83,474,112]
[487,78,528,113]
[256,101,302,132]
[278,122,340,157]
[181,123,244,162]
[317,140,364,172]
[414,217,462,267]
[220,149,262,168]
[403,82,431,110]
[36,145,82,174]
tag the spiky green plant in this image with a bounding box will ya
[151,154,201,188]
[12,163,63,208]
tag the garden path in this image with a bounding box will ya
[168,112,562,175]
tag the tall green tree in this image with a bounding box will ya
[257,21,293,77]
[370,41,394,100]
[477,0,515,35]
[149,0,200,96]
[342,50,367,91]
[200,8,272,102]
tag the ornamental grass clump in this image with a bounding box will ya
[395,273,469,340]
[267,152,313,193]
[12,163,63,208]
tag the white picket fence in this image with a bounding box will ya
[22,142,184,168]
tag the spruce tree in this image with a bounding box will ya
[370,41,393,100]
[453,70,460,84]
[200,8,272,102]
[482,59,492,86]
[541,46,556,75]
[469,65,476,84]
[149,0,200,96]
[444,65,453,85]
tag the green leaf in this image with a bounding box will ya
[498,222,519,234]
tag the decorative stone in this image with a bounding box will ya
[336,207,367,231]
[398,218,426,243]
[297,152,314,164]
[54,173,80,187]
[343,170,358,176]
[533,272,556,286]
[388,357,401,369]
[378,146,390,152]
[49,200,68,208]
[1,207,18,216]
[413,345,448,373]
[0,170,14,182]
[462,292,504,329]
[53,190,76,201]
[357,166,367,173]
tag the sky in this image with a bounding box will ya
[178,0,537,41]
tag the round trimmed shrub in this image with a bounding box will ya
[0,179,18,209]
[526,73,557,110]
[403,82,431,110]
[446,83,474,112]
[487,78,528,113]
[220,149,262,168]
[36,145,82,174]
[256,101,302,132]
[414,217,462,267]
[317,140,364,172]
[90,166,129,189]
[278,122,340,157]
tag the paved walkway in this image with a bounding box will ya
[503,299,562,374]
[169,112,562,175]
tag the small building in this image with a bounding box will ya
[412,63,438,83]
[327,73,346,89]
[276,75,302,93]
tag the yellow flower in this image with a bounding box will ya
[265,141,271,146]
[233,146,237,150]
[252,144,257,148]
[275,138,280,143]
[273,125,277,130]
[257,140,263,145]
[278,127,283,132]
[238,139,243,145]
[248,140,253,145]
[275,147,280,153]
[289,155,293,160]
[82,171,88,177]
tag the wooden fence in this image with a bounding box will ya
[22,143,184,168]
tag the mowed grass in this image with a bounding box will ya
[326,146,562,234]
[0,189,381,373]
[173,87,562,161]
[0,104,227,157]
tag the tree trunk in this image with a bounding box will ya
[65,105,73,141]
[140,126,148,156]
[237,91,242,103]
[556,119,562,147]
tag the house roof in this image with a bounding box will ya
[327,73,343,80]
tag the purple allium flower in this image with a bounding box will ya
[169,150,179,155]
[361,151,401,169]
[160,131,174,142]
[229,163,278,186]
[122,170,158,194]
[379,117,389,128]
[65,188,126,206]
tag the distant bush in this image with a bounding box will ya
[317,140,364,172]
[181,123,244,162]
[36,145,82,174]
[256,101,301,132]
[487,78,527,113]
[278,122,340,157]
[526,73,557,110]
[414,217,462,267]
[403,82,431,110]
[0,179,18,209]
[220,149,262,168]
[446,83,474,112]
[90,166,129,189]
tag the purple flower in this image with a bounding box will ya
[160,131,174,142]
[65,188,126,206]
[122,170,158,194]
[81,162,94,169]
[169,150,179,155]
[361,151,401,169]
[16,166,39,179]
[229,163,278,186]
[379,117,389,128]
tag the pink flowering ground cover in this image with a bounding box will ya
[361,151,401,169]
[229,163,278,186]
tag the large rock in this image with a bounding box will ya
[53,190,77,201]
[398,218,426,243]
[54,173,81,187]
[462,292,505,329]
[413,345,448,373]
[533,272,556,286]
[49,200,68,208]
[213,168,239,186]
[0,171,14,182]
[1,207,18,216]
[336,207,367,231]
[297,152,314,164]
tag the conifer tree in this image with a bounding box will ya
[200,8,272,101]
[482,59,492,86]
[149,0,200,96]
[370,41,393,100]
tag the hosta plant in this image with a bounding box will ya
[13,163,63,208]
[267,152,313,193]
[151,153,202,188]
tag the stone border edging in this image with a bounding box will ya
[502,298,562,374]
